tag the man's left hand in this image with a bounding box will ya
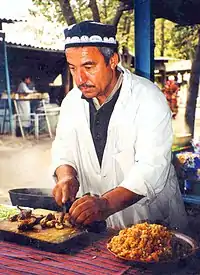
[68,195,109,225]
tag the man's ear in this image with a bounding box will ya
[110,53,119,70]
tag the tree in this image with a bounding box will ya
[185,29,200,136]
[170,25,200,136]
[171,25,200,60]
[154,19,179,58]
[31,0,134,52]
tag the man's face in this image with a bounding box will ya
[66,46,118,99]
[25,77,31,85]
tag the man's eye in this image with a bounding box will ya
[69,67,75,71]
[85,66,92,70]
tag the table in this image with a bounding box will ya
[0,231,200,275]
[13,98,52,139]
[0,91,56,139]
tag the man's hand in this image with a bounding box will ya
[52,175,79,206]
[69,195,109,225]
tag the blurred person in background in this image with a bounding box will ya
[16,76,34,135]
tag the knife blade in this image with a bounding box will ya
[60,201,72,223]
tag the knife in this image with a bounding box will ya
[60,200,73,223]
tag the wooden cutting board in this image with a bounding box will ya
[0,208,86,252]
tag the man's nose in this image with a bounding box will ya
[75,69,87,85]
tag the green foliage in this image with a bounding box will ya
[99,0,118,23]
[31,0,199,61]
[154,18,200,60]
[116,11,134,53]
[171,25,200,60]
[71,0,92,22]
[154,19,179,58]
[30,0,134,53]
[31,0,65,23]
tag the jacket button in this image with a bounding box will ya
[96,134,101,140]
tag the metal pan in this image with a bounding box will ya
[8,188,61,211]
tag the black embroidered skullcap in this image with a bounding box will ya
[64,21,117,50]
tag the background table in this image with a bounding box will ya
[13,98,52,139]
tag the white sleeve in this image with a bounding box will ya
[119,87,173,199]
[17,83,33,94]
[51,95,77,176]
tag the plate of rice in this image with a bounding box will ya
[107,222,197,263]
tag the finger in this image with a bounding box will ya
[73,207,98,226]
[61,183,69,204]
[54,186,62,206]
[82,213,97,225]
[52,186,56,197]
[71,205,95,225]
[69,190,76,202]
[74,210,92,225]
[69,196,90,215]
[70,201,91,221]
[69,179,79,201]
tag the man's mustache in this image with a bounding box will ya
[78,84,95,89]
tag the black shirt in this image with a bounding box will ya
[82,87,121,166]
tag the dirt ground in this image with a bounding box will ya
[0,135,54,204]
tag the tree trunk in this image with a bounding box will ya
[160,19,165,57]
[112,1,131,27]
[88,0,100,22]
[185,29,200,137]
[58,0,77,25]
[102,0,107,19]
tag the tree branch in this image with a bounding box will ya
[58,0,77,25]
[112,1,125,27]
[88,0,100,22]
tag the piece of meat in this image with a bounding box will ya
[55,212,63,224]
[45,213,55,221]
[17,206,32,220]
[46,220,56,228]
[55,212,73,228]
[18,217,37,231]
[9,214,19,222]
[40,213,55,228]
[55,222,64,230]
[35,215,44,224]
[63,213,73,228]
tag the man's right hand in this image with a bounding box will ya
[52,175,79,206]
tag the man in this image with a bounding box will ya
[16,76,34,133]
[52,21,187,230]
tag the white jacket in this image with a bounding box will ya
[51,66,187,230]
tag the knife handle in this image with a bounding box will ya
[63,200,73,212]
